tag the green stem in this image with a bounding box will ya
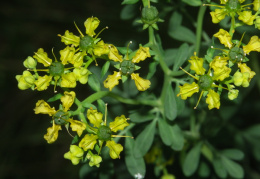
[195,5,207,56]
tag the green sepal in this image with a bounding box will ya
[47,93,62,102]
[121,75,128,83]
[88,74,101,92]
[71,135,79,144]
[114,63,120,70]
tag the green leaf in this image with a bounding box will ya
[101,61,110,79]
[97,99,106,114]
[182,0,202,6]
[173,43,189,71]
[164,85,177,121]
[182,142,202,176]
[222,156,244,179]
[158,118,172,146]
[47,93,62,102]
[82,101,96,109]
[120,5,136,20]
[164,48,178,67]
[198,162,210,178]
[88,74,100,92]
[244,124,260,138]
[125,131,146,178]
[168,11,182,32]
[212,158,227,179]
[133,119,157,158]
[129,111,155,123]
[175,86,185,116]
[147,61,159,79]
[168,26,196,44]
[122,0,139,5]
[170,125,184,151]
[221,149,244,161]
[71,135,79,144]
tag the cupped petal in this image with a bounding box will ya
[131,73,151,91]
[103,71,122,91]
[212,66,231,81]
[210,9,226,24]
[106,140,123,159]
[214,29,233,49]
[44,123,62,144]
[93,40,109,56]
[238,63,256,81]
[253,0,260,11]
[243,36,260,54]
[79,134,98,151]
[87,153,102,167]
[73,68,91,84]
[109,115,129,132]
[34,100,56,116]
[177,82,199,100]
[238,11,255,25]
[87,108,103,127]
[33,48,52,67]
[16,71,35,90]
[61,72,77,88]
[59,30,80,47]
[69,119,86,137]
[132,47,151,63]
[60,46,76,65]
[34,75,52,91]
[64,145,84,165]
[61,91,76,112]
[84,17,100,37]
[188,55,206,75]
[206,89,220,110]
[107,45,123,62]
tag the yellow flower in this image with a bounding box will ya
[104,46,151,91]
[243,36,260,55]
[34,91,85,143]
[214,29,233,49]
[16,71,35,90]
[177,82,199,100]
[210,9,227,24]
[79,108,130,159]
[64,145,84,165]
[206,89,220,110]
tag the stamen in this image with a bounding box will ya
[52,48,58,62]
[126,41,132,60]
[194,91,204,109]
[238,32,245,47]
[112,135,134,139]
[95,26,108,39]
[179,67,199,80]
[74,21,84,37]
[104,103,108,125]
[203,4,224,8]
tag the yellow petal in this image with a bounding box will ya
[64,145,84,165]
[71,51,85,67]
[84,17,100,37]
[79,134,98,151]
[238,11,255,25]
[73,68,91,84]
[34,100,56,116]
[61,91,76,112]
[59,30,80,47]
[214,29,233,49]
[93,40,109,56]
[34,75,52,91]
[106,140,123,159]
[87,153,102,167]
[253,0,260,11]
[131,73,151,91]
[243,36,260,55]
[87,108,103,127]
[69,119,86,137]
[238,63,256,81]
[132,47,151,63]
[59,46,76,65]
[33,48,52,67]
[44,123,62,144]
[212,66,231,81]
[177,82,199,100]
[210,56,228,70]
[109,115,129,132]
[61,72,77,88]
[16,71,35,90]
[107,45,123,62]
[104,71,122,91]
[188,55,206,75]
[210,9,226,24]
[206,89,220,110]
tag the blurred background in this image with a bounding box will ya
[1,0,260,178]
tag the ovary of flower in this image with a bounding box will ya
[64,145,84,165]
[188,55,206,75]
[177,82,199,100]
[238,11,256,25]
[238,62,256,81]
[103,71,122,91]
[243,36,260,55]
[44,123,62,144]
[131,73,151,91]
[206,89,220,110]
[214,29,233,49]
[210,9,227,23]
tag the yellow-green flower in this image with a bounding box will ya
[16,71,35,90]
[177,54,230,110]
[238,11,256,25]
[238,62,256,81]
[104,45,151,91]
[228,88,239,100]
[34,91,86,143]
[233,71,250,87]
[86,153,102,167]
[64,145,84,165]
[58,17,109,57]
[79,108,130,159]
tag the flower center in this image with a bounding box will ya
[229,46,244,63]
[79,36,94,51]
[198,74,213,91]
[97,125,112,141]
[120,60,135,75]
[49,62,64,76]
[53,110,69,125]
[226,0,241,12]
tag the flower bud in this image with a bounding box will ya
[23,56,37,69]
[141,6,159,25]
[228,89,239,100]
